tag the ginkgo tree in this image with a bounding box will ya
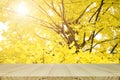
[0,0,120,63]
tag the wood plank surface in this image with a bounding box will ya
[0,64,120,80]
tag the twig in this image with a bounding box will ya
[88,34,92,41]
[58,1,81,4]
[87,28,103,41]
[90,31,95,53]
[110,43,118,54]
[102,7,110,15]
[94,28,104,37]
[93,38,119,48]
[32,0,61,30]
[102,2,114,15]
[89,0,104,22]
[44,0,61,17]
[35,33,50,41]
[81,32,86,48]
[89,8,99,22]
[72,2,93,24]
[95,0,104,21]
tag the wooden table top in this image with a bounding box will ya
[0,64,120,80]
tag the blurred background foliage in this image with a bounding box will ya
[0,0,120,63]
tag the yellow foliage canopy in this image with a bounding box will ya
[0,0,120,63]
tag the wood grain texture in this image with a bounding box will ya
[0,64,120,80]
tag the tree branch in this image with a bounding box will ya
[32,0,61,30]
[90,31,95,53]
[61,0,80,49]
[72,2,93,24]
[44,0,61,17]
[87,28,103,41]
[93,38,119,48]
[89,8,99,22]
[110,43,118,54]
[94,28,104,37]
[89,0,104,22]
[35,33,50,41]
[95,0,104,21]
[61,0,75,40]
[80,32,86,48]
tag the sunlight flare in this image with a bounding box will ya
[95,33,102,40]
[0,22,8,41]
[16,2,29,15]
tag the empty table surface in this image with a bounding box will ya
[0,64,120,80]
